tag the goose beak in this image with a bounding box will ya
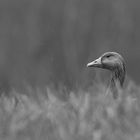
[87,57,102,67]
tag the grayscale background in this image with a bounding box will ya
[0,0,139,90]
[0,1,139,140]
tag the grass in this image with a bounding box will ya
[0,80,140,140]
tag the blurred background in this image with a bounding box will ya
[0,1,140,140]
[0,0,139,91]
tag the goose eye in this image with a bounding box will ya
[106,55,111,58]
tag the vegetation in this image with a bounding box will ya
[0,80,139,140]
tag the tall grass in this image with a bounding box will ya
[0,80,140,140]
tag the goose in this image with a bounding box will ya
[87,52,126,99]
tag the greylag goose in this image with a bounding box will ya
[87,52,126,99]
